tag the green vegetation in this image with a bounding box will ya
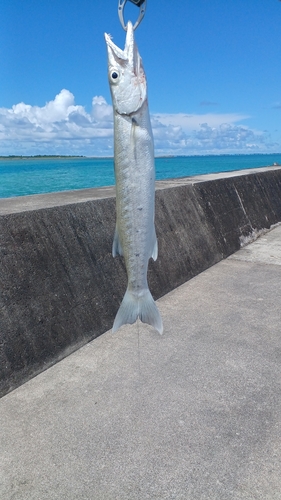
[0,155,85,159]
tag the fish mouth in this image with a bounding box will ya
[104,32,127,62]
[105,21,146,114]
[104,21,140,75]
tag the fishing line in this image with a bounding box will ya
[136,317,141,500]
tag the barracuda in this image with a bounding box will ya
[104,21,163,334]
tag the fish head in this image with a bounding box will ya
[104,21,147,115]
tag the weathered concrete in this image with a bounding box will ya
[0,226,281,500]
[1,166,281,397]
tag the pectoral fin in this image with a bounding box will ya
[112,226,123,257]
[151,229,158,261]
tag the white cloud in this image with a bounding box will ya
[0,89,279,156]
[151,113,279,155]
[0,90,114,156]
[91,96,113,123]
[152,112,250,133]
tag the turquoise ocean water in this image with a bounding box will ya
[1,154,281,199]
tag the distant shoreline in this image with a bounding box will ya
[0,155,87,160]
[1,153,281,161]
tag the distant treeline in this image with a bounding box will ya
[0,155,85,159]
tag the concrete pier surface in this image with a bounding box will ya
[1,225,281,500]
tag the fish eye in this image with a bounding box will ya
[110,69,119,83]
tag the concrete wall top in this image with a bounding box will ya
[1,166,280,216]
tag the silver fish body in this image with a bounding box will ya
[105,22,163,334]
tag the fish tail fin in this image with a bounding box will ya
[138,291,163,334]
[112,289,163,334]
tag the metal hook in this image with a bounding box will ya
[118,0,147,31]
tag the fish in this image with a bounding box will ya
[104,21,163,334]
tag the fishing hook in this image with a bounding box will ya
[118,0,147,31]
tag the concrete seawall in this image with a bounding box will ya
[1,166,281,398]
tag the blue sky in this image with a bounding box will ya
[1,0,281,156]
